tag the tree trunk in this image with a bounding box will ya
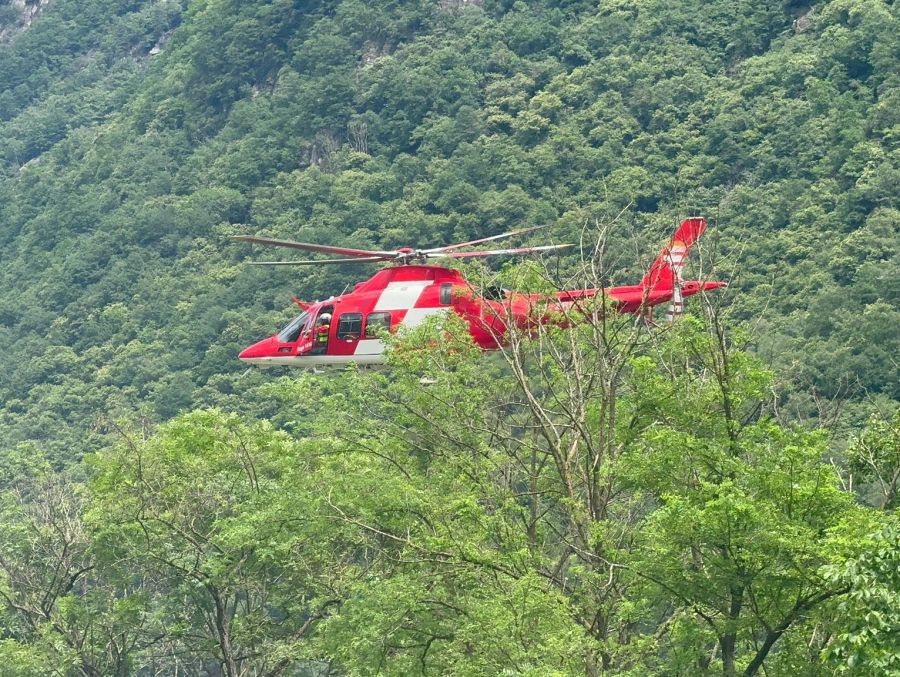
[208,585,240,677]
[721,634,736,677]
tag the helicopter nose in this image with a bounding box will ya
[239,336,278,361]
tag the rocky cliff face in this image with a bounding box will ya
[0,0,50,42]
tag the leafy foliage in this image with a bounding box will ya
[824,517,900,675]
[847,409,900,509]
[0,0,897,673]
[0,0,897,460]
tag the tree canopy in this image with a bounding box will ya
[0,0,898,673]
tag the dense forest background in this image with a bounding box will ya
[0,0,897,674]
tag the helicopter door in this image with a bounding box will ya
[308,306,334,355]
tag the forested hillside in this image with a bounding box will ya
[0,0,898,674]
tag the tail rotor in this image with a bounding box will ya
[639,217,706,322]
[663,238,688,322]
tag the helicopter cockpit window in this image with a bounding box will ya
[365,312,391,337]
[440,283,452,305]
[277,312,308,343]
[337,313,363,341]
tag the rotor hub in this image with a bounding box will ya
[394,247,432,265]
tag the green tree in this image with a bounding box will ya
[262,305,870,675]
[0,451,145,676]
[87,411,344,675]
[824,516,900,675]
[617,316,875,675]
[847,410,900,509]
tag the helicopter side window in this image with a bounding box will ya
[365,312,392,337]
[484,285,508,301]
[277,312,309,343]
[337,313,363,341]
[440,283,452,305]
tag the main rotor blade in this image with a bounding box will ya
[232,235,395,259]
[432,243,574,259]
[247,257,387,266]
[422,225,549,254]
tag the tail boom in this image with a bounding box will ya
[548,217,725,315]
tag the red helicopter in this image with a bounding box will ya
[234,218,726,368]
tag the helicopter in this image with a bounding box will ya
[234,218,726,368]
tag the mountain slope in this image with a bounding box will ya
[0,0,897,459]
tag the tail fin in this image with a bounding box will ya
[640,217,707,291]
